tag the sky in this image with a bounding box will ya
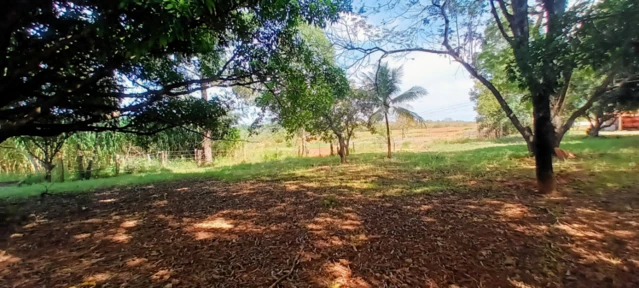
[379,52,476,121]
[327,1,479,122]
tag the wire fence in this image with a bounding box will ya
[1,125,485,184]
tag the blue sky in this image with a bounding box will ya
[328,0,479,122]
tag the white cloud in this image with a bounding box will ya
[349,52,477,121]
[328,10,478,122]
[393,52,476,121]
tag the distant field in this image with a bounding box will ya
[276,122,479,158]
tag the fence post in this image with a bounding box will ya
[114,154,120,176]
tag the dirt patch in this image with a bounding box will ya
[0,179,637,287]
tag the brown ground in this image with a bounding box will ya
[1,178,638,288]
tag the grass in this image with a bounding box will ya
[0,174,24,183]
[1,133,638,199]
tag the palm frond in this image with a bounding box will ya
[391,86,428,104]
[374,63,402,102]
[360,70,377,87]
[393,107,425,123]
[389,65,404,88]
[369,108,385,123]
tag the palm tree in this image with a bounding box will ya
[363,63,428,158]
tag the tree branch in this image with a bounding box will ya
[558,71,617,135]
[553,69,573,116]
[489,0,514,44]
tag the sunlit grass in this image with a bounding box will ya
[1,134,638,198]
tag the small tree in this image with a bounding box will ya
[255,24,366,164]
[20,134,70,182]
[362,63,428,158]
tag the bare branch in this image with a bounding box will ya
[489,0,514,44]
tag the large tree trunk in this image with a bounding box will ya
[532,90,557,194]
[85,158,94,179]
[201,82,213,165]
[345,137,350,156]
[58,155,64,182]
[202,130,213,165]
[384,112,392,159]
[337,135,347,164]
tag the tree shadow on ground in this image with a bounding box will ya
[1,136,638,287]
[1,163,638,287]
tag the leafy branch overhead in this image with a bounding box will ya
[0,0,349,143]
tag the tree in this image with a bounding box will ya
[471,20,639,143]
[255,52,354,163]
[19,134,71,182]
[471,81,530,138]
[254,25,373,163]
[362,64,428,158]
[334,0,639,193]
[324,89,376,162]
[0,0,348,144]
[201,81,214,165]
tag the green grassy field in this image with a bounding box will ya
[2,133,637,198]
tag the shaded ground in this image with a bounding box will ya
[2,136,639,287]
[1,172,638,287]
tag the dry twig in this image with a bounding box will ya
[269,253,301,288]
